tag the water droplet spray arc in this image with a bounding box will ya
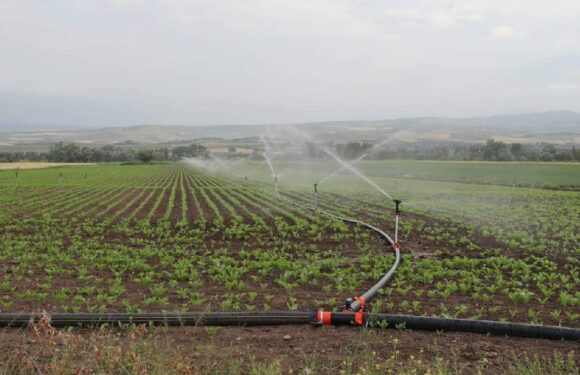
[208,154,228,171]
[320,147,394,201]
[285,126,394,199]
[260,135,278,193]
[262,152,276,178]
[317,135,398,186]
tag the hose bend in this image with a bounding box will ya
[305,205,401,313]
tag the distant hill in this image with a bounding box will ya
[0,111,578,148]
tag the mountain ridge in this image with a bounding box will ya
[1,111,578,146]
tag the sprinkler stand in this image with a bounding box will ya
[393,199,402,248]
[274,175,278,194]
[313,183,318,209]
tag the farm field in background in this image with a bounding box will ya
[238,159,580,189]
[0,161,578,373]
[0,162,95,170]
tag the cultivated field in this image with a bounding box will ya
[0,161,578,374]
[0,162,95,170]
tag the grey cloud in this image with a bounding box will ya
[0,0,579,127]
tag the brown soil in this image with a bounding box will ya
[170,182,184,223]
[133,188,161,221]
[111,188,150,223]
[0,323,577,374]
[150,188,171,222]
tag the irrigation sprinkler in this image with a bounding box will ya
[302,208,401,323]
[59,172,63,184]
[313,183,318,209]
[393,199,402,248]
[274,174,278,194]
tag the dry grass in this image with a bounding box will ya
[0,162,95,170]
[1,317,578,375]
[1,315,191,374]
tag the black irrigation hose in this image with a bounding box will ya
[327,213,400,312]
[366,314,580,341]
[295,202,401,313]
[1,312,578,341]
[0,312,311,328]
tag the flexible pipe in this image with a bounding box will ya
[304,206,401,313]
[365,314,580,341]
[1,312,578,341]
[0,312,311,328]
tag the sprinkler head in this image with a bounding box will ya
[393,199,402,215]
[314,183,318,193]
[344,297,353,310]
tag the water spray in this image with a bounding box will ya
[317,135,398,186]
[208,154,228,172]
[318,147,394,200]
[313,183,318,209]
[262,152,276,178]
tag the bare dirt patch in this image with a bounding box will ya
[0,323,577,374]
[0,162,95,170]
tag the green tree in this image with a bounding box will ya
[171,144,207,159]
[137,149,154,163]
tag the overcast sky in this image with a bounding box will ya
[1,0,580,128]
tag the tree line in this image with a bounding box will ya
[331,139,579,162]
[0,142,208,163]
[2,139,578,163]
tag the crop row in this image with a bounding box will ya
[0,164,318,226]
[0,163,578,327]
